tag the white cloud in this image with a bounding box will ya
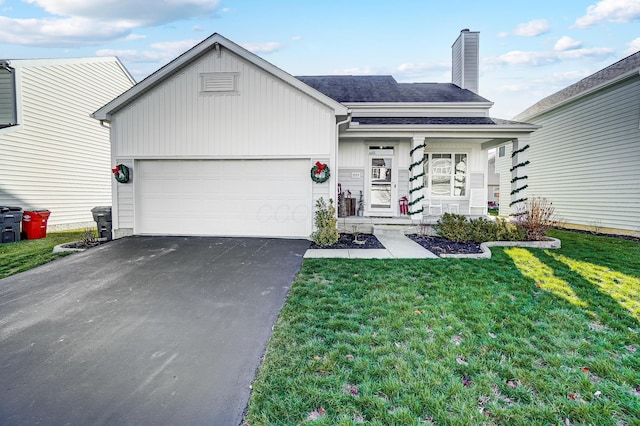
[554,36,583,51]
[0,15,132,46]
[24,0,220,26]
[1,0,220,46]
[574,0,640,28]
[97,39,200,63]
[241,42,283,54]
[625,37,640,55]
[333,66,375,75]
[124,33,146,41]
[395,61,449,79]
[291,35,303,41]
[512,19,551,37]
[495,47,614,66]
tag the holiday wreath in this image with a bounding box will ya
[112,164,130,183]
[310,161,330,183]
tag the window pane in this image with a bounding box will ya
[431,175,451,196]
[454,154,467,196]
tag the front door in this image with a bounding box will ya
[366,146,398,216]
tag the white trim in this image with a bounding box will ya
[364,142,399,217]
[108,154,330,160]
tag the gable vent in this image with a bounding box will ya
[200,72,238,94]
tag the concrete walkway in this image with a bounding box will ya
[304,229,438,259]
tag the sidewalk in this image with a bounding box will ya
[304,231,438,259]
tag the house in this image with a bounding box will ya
[497,51,640,237]
[0,57,135,230]
[92,31,537,239]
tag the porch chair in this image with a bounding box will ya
[468,188,487,215]
[426,198,443,215]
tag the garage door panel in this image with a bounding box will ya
[136,160,312,237]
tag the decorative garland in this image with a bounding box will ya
[112,164,130,183]
[509,144,530,209]
[511,144,530,157]
[509,160,530,173]
[409,184,425,194]
[409,172,425,182]
[408,143,427,215]
[310,161,330,184]
[510,184,528,195]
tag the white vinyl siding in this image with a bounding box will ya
[525,76,640,233]
[0,58,134,229]
[111,48,334,158]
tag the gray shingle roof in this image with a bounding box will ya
[352,117,530,126]
[515,51,640,121]
[296,75,490,103]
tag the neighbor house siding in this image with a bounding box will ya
[526,77,640,234]
[0,58,134,230]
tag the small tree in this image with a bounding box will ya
[311,197,339,246]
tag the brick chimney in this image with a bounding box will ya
[451,29,479,94]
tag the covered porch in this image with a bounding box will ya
[336,122,535,226]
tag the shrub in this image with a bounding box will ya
[514,197,557,241]
[433,213,469,242]
[310,197,339,246]
[434,213,526,243]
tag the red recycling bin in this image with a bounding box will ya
[22,210,51,240]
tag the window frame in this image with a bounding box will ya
[0,63,18,128]
[423,152,469,198]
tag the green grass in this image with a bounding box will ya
[246,229,640,425]
[0,230,87,279]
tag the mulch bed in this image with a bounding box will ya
[309,233,384,249]
[61,240,107,249]
[408,234,483,255]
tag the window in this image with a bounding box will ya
[199,72,239,95]
[498,146,505,157]
[0,62,17,127]
[423,153,467,197]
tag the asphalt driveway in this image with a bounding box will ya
[0,236,309,425]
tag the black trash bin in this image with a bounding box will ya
[0,207,23,243]
[91,206,112,241]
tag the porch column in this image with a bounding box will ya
[510,135,530,215]
[408,136,426,218]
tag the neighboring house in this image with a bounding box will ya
[497,52,640,236]
[0,57,135,231]
[93,31,537,239]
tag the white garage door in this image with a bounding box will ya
[135,159,312,238]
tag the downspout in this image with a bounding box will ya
[334,112,352,206]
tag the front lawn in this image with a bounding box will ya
[0,230,86,279]
[246,229,640,425]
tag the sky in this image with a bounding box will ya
[1,0,639,119]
